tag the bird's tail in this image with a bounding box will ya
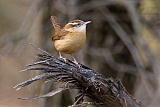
[50,16,61,33]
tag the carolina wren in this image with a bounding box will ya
[50,16,91,67]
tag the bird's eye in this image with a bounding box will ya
[77,23,80,26]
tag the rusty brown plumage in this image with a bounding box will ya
[50,16,68,41]
[50,16,61,33]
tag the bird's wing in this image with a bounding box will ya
[50,16,61,33]
[51,16,69,41]
[52,29,68,41]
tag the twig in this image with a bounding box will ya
[15,46,145,107]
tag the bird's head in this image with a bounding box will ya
[64,20,91,32]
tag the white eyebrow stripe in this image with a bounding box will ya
[68,22,79,25]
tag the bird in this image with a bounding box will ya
[50,16,91,67]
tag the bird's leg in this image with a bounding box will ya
[59,52,66,62]
[71,54,81,68]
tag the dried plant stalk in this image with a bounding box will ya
[15,44,145,107]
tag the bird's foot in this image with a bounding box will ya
[71,54,81,68]
[72,60,81,68]
[59,56,67,62]
[58,52,67,62]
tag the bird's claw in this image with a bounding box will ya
[59,56,67,62]
[73,60,81,68]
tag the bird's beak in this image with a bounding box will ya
[84,21,91,25]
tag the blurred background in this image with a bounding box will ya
[0,0,160,107]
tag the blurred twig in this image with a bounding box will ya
[98,7,144,71]
[0,0,44,56]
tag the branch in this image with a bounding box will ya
[14,45,145,107]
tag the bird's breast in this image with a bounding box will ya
[54,32,86,54]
